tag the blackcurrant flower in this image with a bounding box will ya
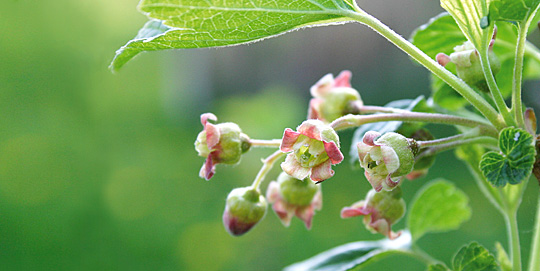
[280,120,344,183]
[308,70,362,123]
[195,113,251,180]
[266,172,322,229]
[357,131,415,192]
[341,187,405,240]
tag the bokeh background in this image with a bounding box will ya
[2,0,540,270]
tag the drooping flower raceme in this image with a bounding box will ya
[195,113,251,180]
[223,187,267,236]
[308,70,362,123]
[357,131,415,192]
[266,172,322,229]
[341,187,405,240]
[280,120,344,183]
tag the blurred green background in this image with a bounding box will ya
[1,0,540,270]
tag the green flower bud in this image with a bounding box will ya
[222,187,267,236]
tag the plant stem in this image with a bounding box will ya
[329,112,498,137]
[504,211,522,271]
[512,18,538,128]
[416,136,498,159]
[344,10,505,130]
[529,191,540,271]
[348,101,408,114]
[416,133,468,148]
[250,150,285,190]
[249,139,282,148]
[478,50,514,126]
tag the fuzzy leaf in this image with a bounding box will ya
[440,0,491,51]
[111,0,355,71]
[410,12,467,59]
[479,128,536,187]
[453,242,500,271]
[407,180,471,242]
[349,96,431,164]
[283,231,412,271]
[488,0,540,25]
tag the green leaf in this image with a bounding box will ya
[428,264,451,271]
[283,231,412,271]
[349,96,431,164]
[407,180,471,241]
[479,127,536,187]
[488,0,540,24]
[494,242,512,271]
[410,12,467,59]
[453,242,500,271]
[440,0,491,51]
[111,0,355,71]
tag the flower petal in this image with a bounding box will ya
[310,159,334,183]
[266,181,281,203]
[382,175,400,191]
[199,154,216,180]
[272,201,294,227]
[310,73,334,98]
[307,98,323,120]
[280,128,301,152]
[281,154,310,180]
[369,218,402,240]
[365,171,383,192]
[324,141,344,164]
[200,113,217,127]
[311,189,323,210]
[363,131,381,146]
[340,206,371,218]
[334,70,352,87]
[297,120,323,141]
[205,122,221,150]
[296,206,315,229]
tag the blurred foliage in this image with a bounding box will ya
[0,0,539,270]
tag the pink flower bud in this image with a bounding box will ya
[195,113,251,180]
[341,187,405,240]
[308,70,362,123]
[357,132,415,192]
[223,187,267,236]
[280,120,344,183]
[266,172,322,229]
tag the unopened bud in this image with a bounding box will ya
[223,187,267,236]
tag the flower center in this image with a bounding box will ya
[293,136,329,168]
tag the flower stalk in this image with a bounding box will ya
[251,150,286,190]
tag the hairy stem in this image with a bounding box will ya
[529,191,540,271]
[251,150,285,190]
[504,211,522,271]
[344,10,505,129]
[348,101,408,114]
[478,50,514,126]
[416,136,498,159]
[249,139,282,148]
[330,112,498,137]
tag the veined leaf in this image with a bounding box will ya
[453,242,500,271]
[283,231,412,271]
[407,180,471,241]
[440,0,491,51]
[488,0,540,25]
[111,0,355,71]
[479,128,536,187]
[428,264,451,271]
[410,12,467,59]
